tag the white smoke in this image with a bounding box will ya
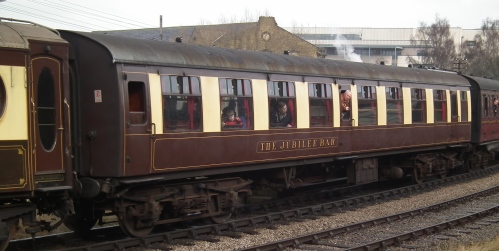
[333,34,363,63]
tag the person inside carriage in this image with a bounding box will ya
[222,108,243,128]
[340,90,351,120]
[270,101,293,127]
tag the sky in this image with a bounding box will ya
[0,0,498,32]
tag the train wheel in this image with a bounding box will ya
[0,219,19,251]
[64,210,103,235]
[412,167,424,184]
[118,206,154,237]
[64,199,103,235]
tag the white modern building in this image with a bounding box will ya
[285,26,481,67]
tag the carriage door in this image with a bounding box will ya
[31,57,64,174]
[124,72,152,175]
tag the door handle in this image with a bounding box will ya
[150,123,156,138]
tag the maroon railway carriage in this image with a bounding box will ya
[465,75,499,170]
[0,19,72,249]
[59,30,474,236]
[2,17,499,250]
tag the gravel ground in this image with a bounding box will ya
[142,172,499,251]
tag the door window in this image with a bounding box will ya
[0,77,5,119]
[128,81,147,124]
[37,68,56,151]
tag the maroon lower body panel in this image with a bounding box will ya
[0,140,30,192]
[480,121,499,142]
[140,123,471,175]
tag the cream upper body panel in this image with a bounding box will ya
[0,65,28,140]
[295,82,309,129]
[252,79,269,131]
[148,74,163,134]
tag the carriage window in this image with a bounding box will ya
[128,81,147,124]
[492,95,498,118]
[450,91,458,120]
[220,79,253,130]
[309,83,332,127]
[161,76,202,132]
[386,87,403,124]
[357,83,377,126]
[0,77,5,120]
[433,90,446,123]
[338,79,352,122]
[37,68,56,151]
[268,81,296,128]
[412,88,426,123]
[460,91,468,122]
[483,95,489,118]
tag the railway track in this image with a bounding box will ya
[240,180,499,251]
[6,167,499,251]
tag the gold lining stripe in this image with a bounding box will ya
[151,140,469,171]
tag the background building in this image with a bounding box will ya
[97,16,481,67]
[97,16,323,58]
[286,26,480,67]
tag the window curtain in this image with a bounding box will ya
[187,97,195,129]
[288,99,295,126]
[243,99,251,128]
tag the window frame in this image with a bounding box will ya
[356,81,377,126]
[308,83,333,127]
[219,78,253,130]
[161,75,202,132]
[483,94,489,119]
[37,67,57,151]
[411,88,426,123]
[492,95,499,118]
[268,81,296,128]
[433,89,447,123]
[385,86,403,125]
[0,77,5,120]
[460,91,468,122]
[127,81,147,125]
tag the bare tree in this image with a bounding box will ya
[214,9,270,24]
[240,8,255,23]
[462,18,499,79]
[409,15,456,69]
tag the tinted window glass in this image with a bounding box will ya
[268,81,296,128]
[357,84,377,126]
[128,81,147,124]
[220,79,253,130]
[37,68,56,151]
[386,87,403,124]
[309,83,332,127]
[161,75,202,132]
[460,91,468,122]
[412,88,426,123]
[433,90,446,123]
[0,77,5,119]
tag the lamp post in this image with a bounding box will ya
[452,54,467,74]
